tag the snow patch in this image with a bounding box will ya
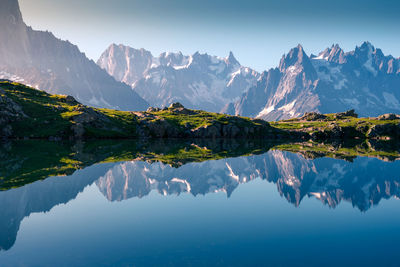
[278,100,297,116]
[313,54,329,60]
[258,105,275,117]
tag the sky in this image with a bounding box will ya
[19,0,400,72]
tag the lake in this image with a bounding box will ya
[0,140,400,266]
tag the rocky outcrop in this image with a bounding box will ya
[136,103,288,139]
[0,88,26,137]
[377,113,400,120]
[300,112,327,121]
[333,109,358,119]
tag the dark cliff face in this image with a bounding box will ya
[0,0,23,25]
[0,0,149,111]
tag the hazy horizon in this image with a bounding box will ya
[19,0,400,72]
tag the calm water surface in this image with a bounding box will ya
[1,144,400,266]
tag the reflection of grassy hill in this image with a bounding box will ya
[0,139,278,191]
[274,140,400,162]
[1,139,400,191]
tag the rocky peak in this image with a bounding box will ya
[0,0,23,26]
[279,44,307,70]
[278,44,317,79]
[159,51,186,67]
[359,41,375,51]
[314,44,345,63]
[225,51,240,66]
[97,44,154,83]
[354,41,376,59]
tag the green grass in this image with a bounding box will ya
[150,108,261,130]
[271,114,399,138]
[1,81,273,139]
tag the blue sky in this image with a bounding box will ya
[19,0,400,71]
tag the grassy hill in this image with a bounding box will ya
[0,80,399,141]
[0,81,284,140]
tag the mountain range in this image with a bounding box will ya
[1,0,400,119]
[0,0,148,111]
[223,43,400,120]
[98,42,400,120]
[98,44,259,112]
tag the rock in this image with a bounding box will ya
[71,106,109,126]
[171,108,196,115]
[377,114,399,120]
[146,107,161,112]
[65,95,79,105]
[222,124,240,138]
[301,112,327,121]
[71,123,85,139]
[334,109,358,119]
[72,112,96,124]
[169,102,184,109]
[143,119,181,138]
[0,91,28,138]
[2,125,13,137]
[192,124,220,139]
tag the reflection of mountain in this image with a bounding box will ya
[96,157,255,200]
[0,163,115,251]
[96,151,400,211]
[1,143,400,251]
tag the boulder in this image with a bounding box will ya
[169,102,184,109]
[334,109,358,119]
[377,114,399,120]
[146,107,161,113]
[301,112,327,121]
[65,95,79,105]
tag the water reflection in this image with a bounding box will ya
[96,150,400,211]
[0,139,400,253]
